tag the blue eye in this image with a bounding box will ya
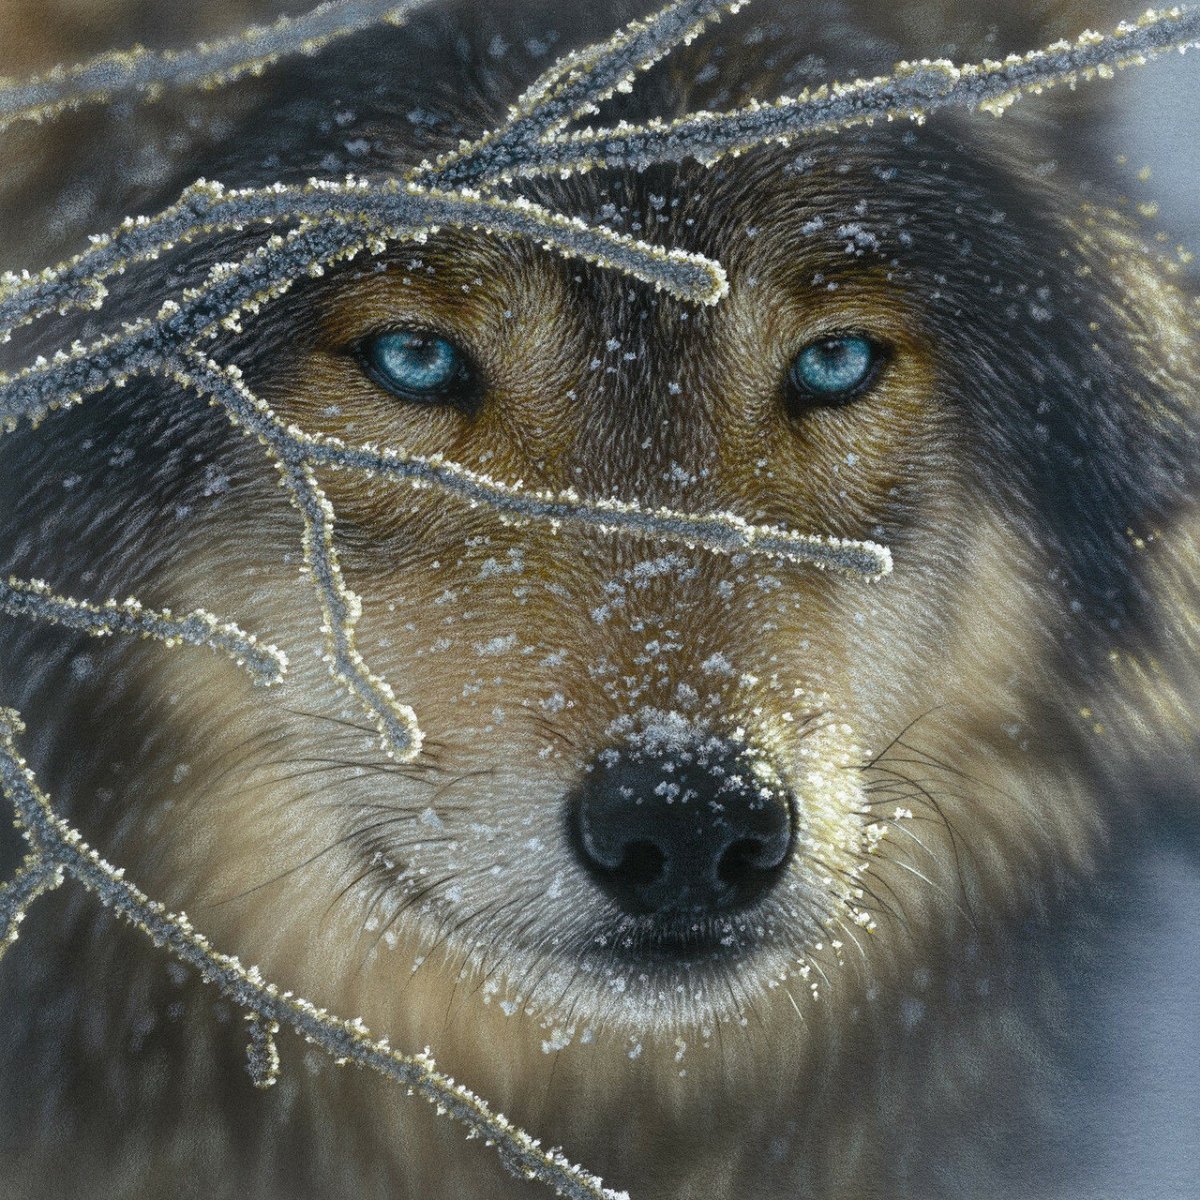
[360,329,476,409]
[789,334,883,406]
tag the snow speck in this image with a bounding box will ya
[475,634,518,656]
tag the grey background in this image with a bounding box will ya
[1116,52,1200,245]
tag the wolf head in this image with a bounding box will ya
[1,2,1197,1197]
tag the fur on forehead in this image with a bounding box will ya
[153,0,1132,191]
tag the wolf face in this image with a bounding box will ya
[1,2,1197,1198]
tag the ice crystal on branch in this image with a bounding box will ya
[0,575,287,685]
[245,1015,282,1089]
[0,0,437,132]
[0,0,1196,1195]
[0,853,63,964]
[475,6,1200,180]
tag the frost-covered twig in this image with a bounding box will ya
[309,438,893,577]
[0,0,435,132]
[421,0,743,189]
[0,710,625,1200]
[485,6,1200,180]
[170,350,893,580]
[245,1015,281,1089]
[281,459,424,760]
[0,178,724,344]
[0,575,287,686]
[0,852,63,963]
[0,221,377,432]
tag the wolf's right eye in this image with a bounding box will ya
[357,329,480,413]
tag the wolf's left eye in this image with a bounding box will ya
[788,334,885,409]
[358,329,478,411]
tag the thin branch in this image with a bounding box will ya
[0,575,287,686]
[486,6,1200,180]
[407,186,725,303]
[0,851,63,963]
[245,1015,282,1089]
[0,0,436,132]
[421,0,744,189]
[307,435,893,577]
[0,709,625,1200]
[0,178,723,344]
[280,458,424,761]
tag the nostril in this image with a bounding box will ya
[610,840,666,889]
[717,835,788,886]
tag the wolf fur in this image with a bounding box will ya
[1,1,1198,1198]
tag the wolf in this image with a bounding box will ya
[0,1,1198,1197]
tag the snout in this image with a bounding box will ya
[566,737,795,918]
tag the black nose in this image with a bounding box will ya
[567,738,794,917]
